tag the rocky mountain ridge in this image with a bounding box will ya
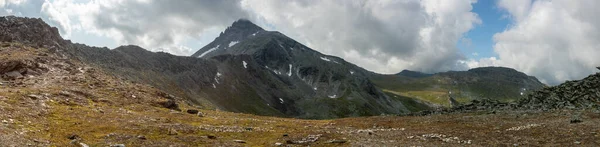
[2,16,547,119]
[1,16,417,119]
[192,18,415,118]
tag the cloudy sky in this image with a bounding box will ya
[1,0,599,85]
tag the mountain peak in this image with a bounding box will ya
[191,19,266,57]
[224,19,264,35]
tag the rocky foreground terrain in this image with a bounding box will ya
[1,16,599,146]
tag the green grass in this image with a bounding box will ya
[383,92,432,112]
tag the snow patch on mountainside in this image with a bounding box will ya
[198,45,220,58]
[214,72,222,84]
[243,61,248,69]
[287,64,293,77]
[229,41,239,47]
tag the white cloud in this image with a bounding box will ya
[241,0,480,73]
[38,0,249,56]
[0,0,32,15]
[496,0,532,21]
[462,57,498,69]
[0,0,27,7]
[489,0,600,85]
[13,0,481,72]
[41,0,72,37]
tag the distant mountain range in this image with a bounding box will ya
[1,16,545,119]
[371,67,545,107]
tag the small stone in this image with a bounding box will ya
[574,141,581,144]
[327,140,347,143]
[197,112,204,117]
[68,134,79,140]
[137,135,146,140]
[28,94,41,100]
[234,140,246,143]
[186,109,199,114]
[275,142,283,146]
[59,91,72,97]
[570,115,583,124]
[79,142,89,147]
[167,128,178,135]
[110,144,126,147]
[207,135,217,139]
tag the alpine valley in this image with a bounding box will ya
[0,16,598,146]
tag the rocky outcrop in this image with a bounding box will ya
[519,72,600,110]
[0,16,69,49]
[446,71,600,113]
[450,99,516,112]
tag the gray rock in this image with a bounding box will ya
[157,99,179,111]
[570,114,583,124]
[4,71,22,79]
[110,144,125,147]
[25,68,40,75]
[327,140,348,143]
[28,94,42,100]
[186,109,199,114]
[137,135,146,140]
[207,135,217,139]
[167,128,178,135]
[67,134,79,140]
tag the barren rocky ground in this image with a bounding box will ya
[1,42,599,146]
